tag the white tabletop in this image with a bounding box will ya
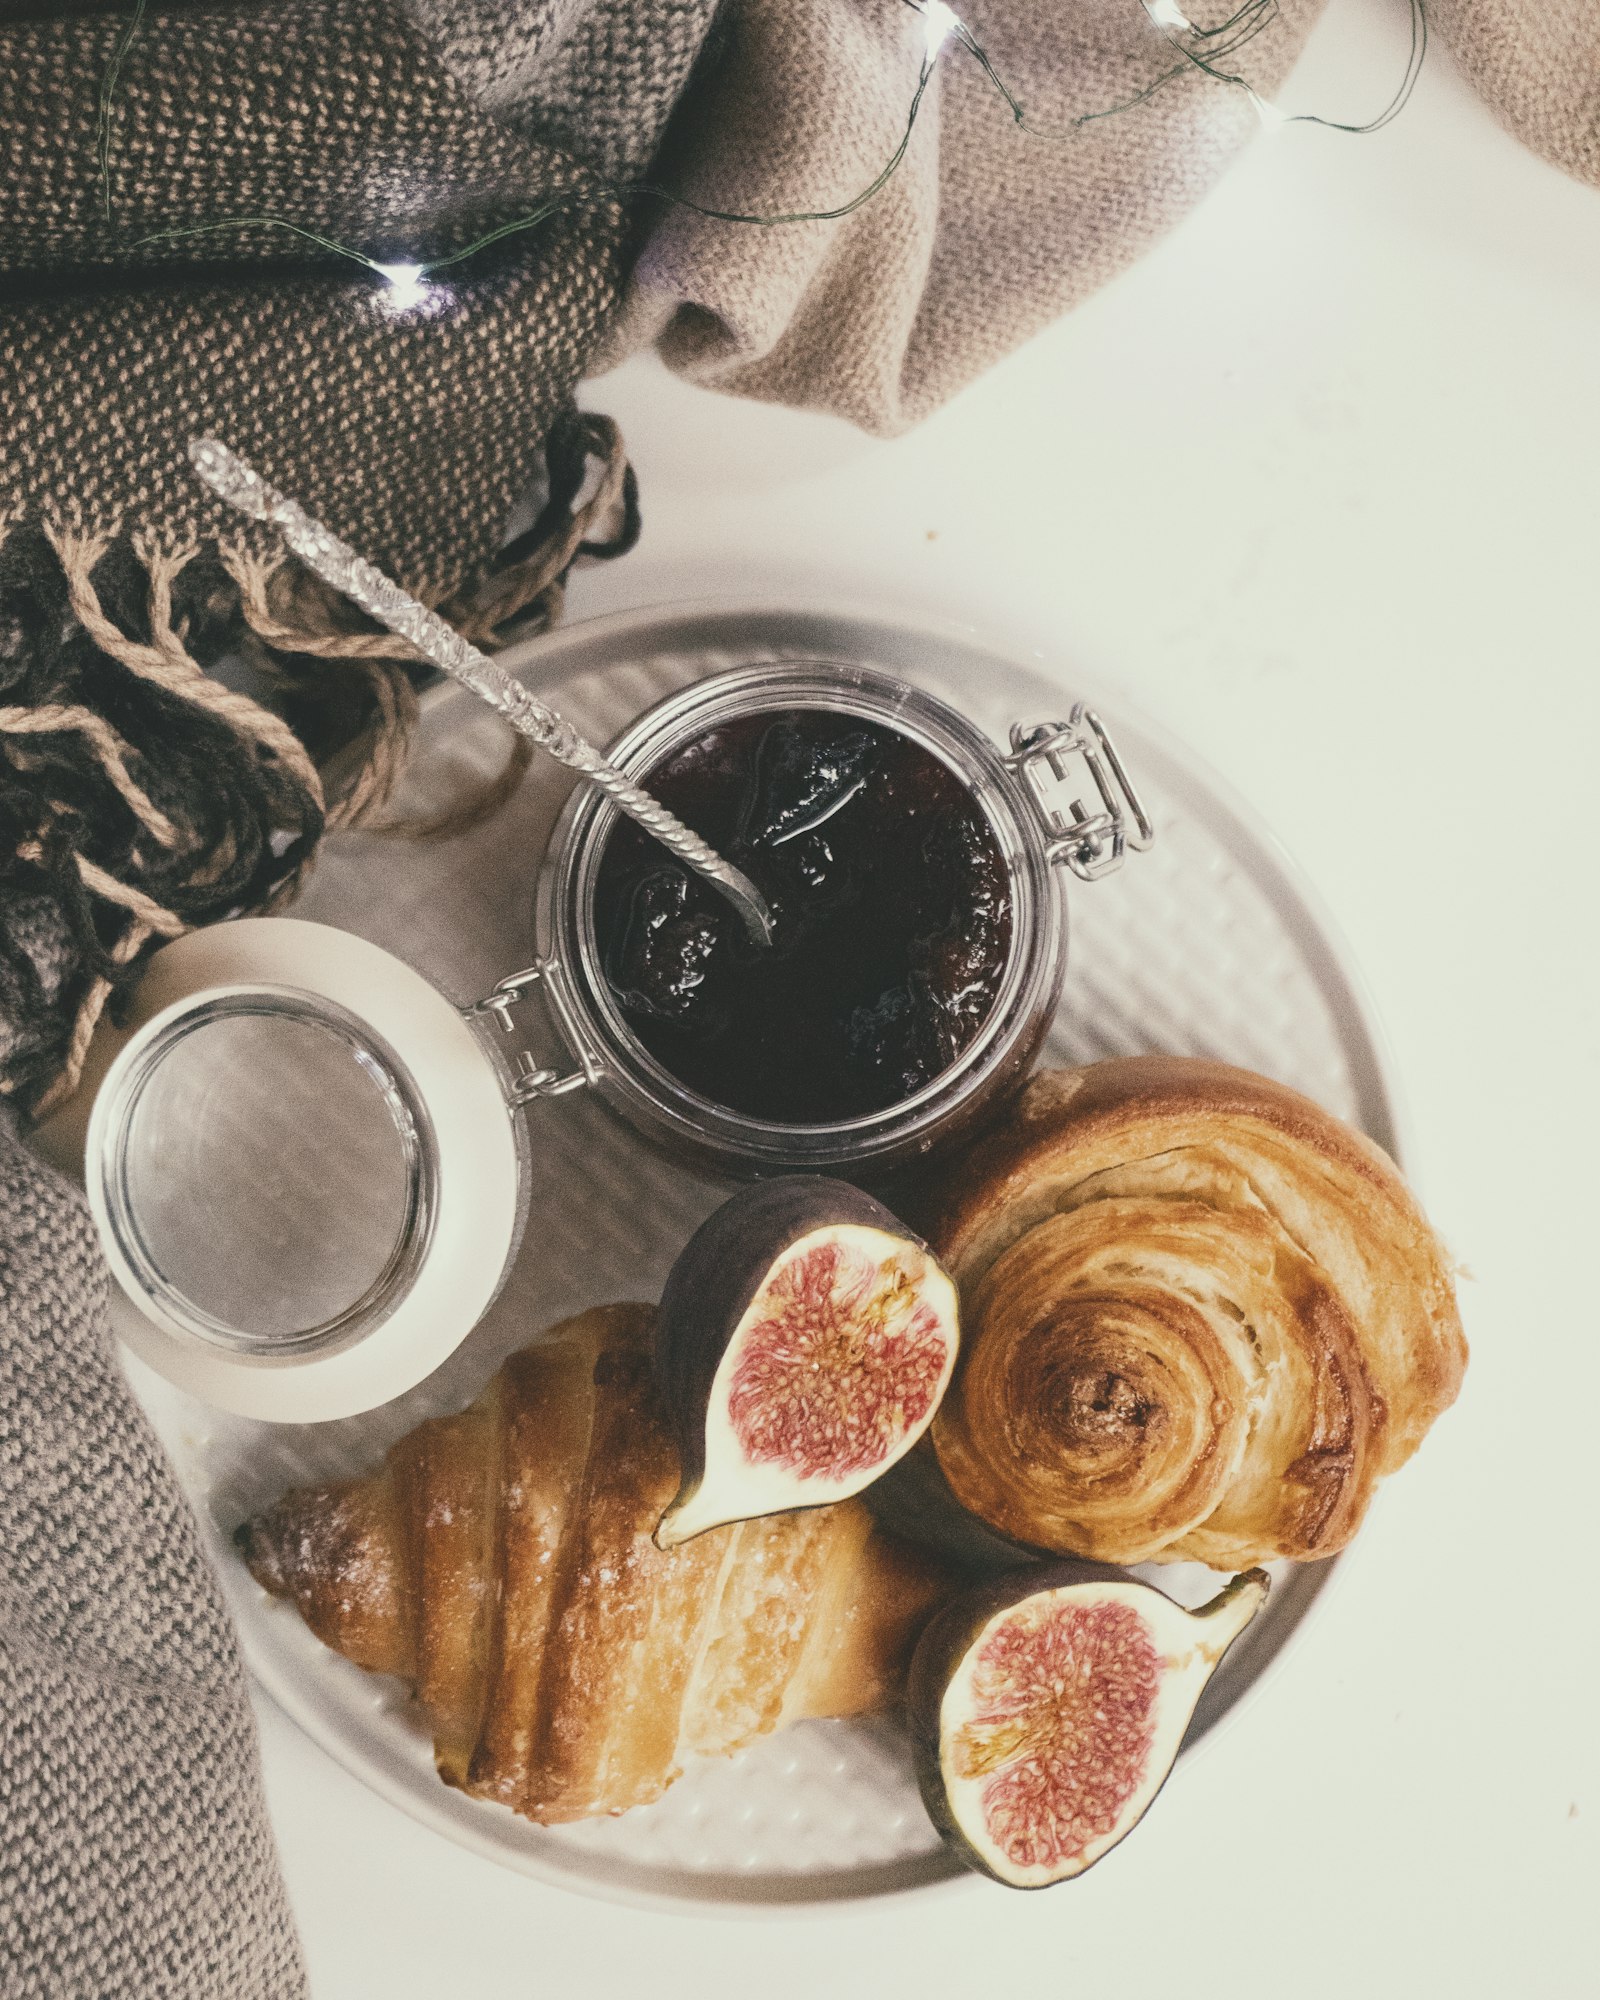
[255,7,1599,1991]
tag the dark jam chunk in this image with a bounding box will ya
[594,711,1013,1122]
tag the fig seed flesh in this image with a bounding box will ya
[954,1597,1160,1872]
[726,1230,953,1482]
[653,1180,961,1547]
[911,1566,1268,1887]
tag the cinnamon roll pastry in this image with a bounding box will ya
[927,1059,1466,1567]
[237,1304,952,1824]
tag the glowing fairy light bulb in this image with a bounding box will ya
[919,0,960,58]
[1143,0,1194,29]
[373,261,428,310]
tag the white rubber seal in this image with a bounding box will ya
[78,920,523,1423]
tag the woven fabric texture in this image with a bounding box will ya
[598,0,1600,433]
[404,0,722,176]
[597,0,1330,431]
[0,1120,308,1998]
[1432,0,1600,188]
[0,0,629,580]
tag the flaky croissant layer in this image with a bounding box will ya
[929,1059,1467,1567]
[238,1304,952,1824]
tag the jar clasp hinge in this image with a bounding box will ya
[466,961,598,1106]
[1004,705,1156,881]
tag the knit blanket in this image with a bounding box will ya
[0,1117,308,1996]
[2,3,1596,1993]
[604,0,1599,428]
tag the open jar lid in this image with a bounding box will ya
[38,919,528,1423]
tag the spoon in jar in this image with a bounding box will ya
[188,436,774,946]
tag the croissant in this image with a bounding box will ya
[237,1303,952,1823]
[927,1059,1467,1567]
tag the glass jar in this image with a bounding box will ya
[38,660,1149,1422]
[521,661,1152,1176]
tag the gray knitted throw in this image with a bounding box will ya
[0,1120,308,1996]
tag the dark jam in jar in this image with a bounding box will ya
[592,710,1014,1122]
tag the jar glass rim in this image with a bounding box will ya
[94,986,439,1359]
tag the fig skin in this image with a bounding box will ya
[908,1563,1269,1888]
[653,1176,957,1547]
[865,1440,1041,1578]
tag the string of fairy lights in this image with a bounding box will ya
[102,0,1429,304]
[1136,0,1427,132]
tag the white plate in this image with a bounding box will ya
[124,598,1406,1911]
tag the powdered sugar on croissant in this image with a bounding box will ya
[237,1304,951,1823]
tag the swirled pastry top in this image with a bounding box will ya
[928,1059,1466,1567]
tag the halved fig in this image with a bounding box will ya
[909,1563,1269,1887]
[653,1178,961,1549]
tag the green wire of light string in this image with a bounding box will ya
[943,0,1426,139]
[123,48,940,278]
[950,0,1277,134]
[96,0,148,219]
[115,0,1429,286]
[1149,0,1428,134]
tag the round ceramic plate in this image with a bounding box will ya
[123,598,1404,1911]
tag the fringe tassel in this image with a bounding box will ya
[48,524,327,808]
[443,412,639,647]
[0,407,640,1118]
[35,921,153,1122]
[0,701,180,847]
[223,548,423,829]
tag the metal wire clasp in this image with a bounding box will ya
[466,961,596,1106]
[1004,705,1156,881]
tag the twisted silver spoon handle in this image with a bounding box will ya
[188,437,773,945]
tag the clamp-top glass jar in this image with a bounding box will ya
[505,660,1154,1177]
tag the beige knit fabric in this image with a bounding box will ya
[599,0,1328,432]
[1432,0,1600,187]
[602,0,1599,434]
[0,1119,307,1998]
